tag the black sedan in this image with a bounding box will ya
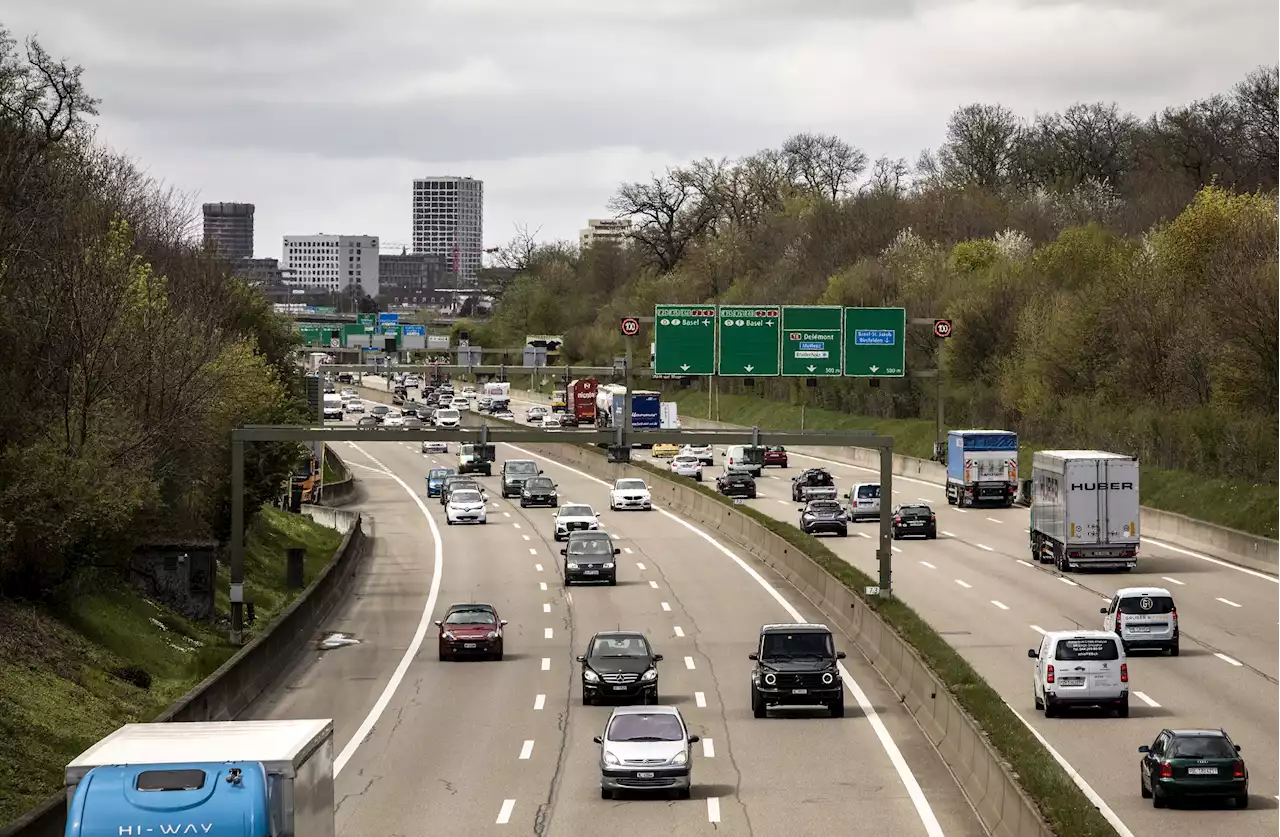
[577,631,662,705]
[520,476,559,508]
[1139,728,1249,808]
[716,472,757,499]
[798,500,848,537]
[891,504,937,539]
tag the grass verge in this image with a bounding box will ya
[662,389,1278,539]
[0,506,343,825]
[570,441,1118,837]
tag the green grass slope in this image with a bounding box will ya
[0,506,342,824]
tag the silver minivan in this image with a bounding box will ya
[1102,587,1179,655]
[593,705,699,800]
[847,482,881,521]
[1029,630,1129,718]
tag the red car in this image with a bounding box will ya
[763,445,788,468]
[436,603,507,661]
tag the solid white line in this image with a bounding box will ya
[1134,691,1161,708]
[1216,597,1242,608]
[695,691,707,707]
[1215,652,1243,667]
[1142,536,1279,583]
[976,543,993,552]
[707,797,721,823]
[529,547,538,555]
[519,740,534,760]
[543,603,551,613]
[1016,559,1033,568]
[890,546,902,554]
[496,799,516,825]
[535,563,543,572]
[624,547,634,554]
[507,443,949,837]
[541,657,551,671]
[673,626,685,637]
[539,581,547,591]
[955,579,972,589]
[684,656,696,670]
[661,601,671,611]
[1058,577,1078,586]
[919,561,936,569]
[333,444,443,778]
[1030,624,1046,634]
[534,694,545,710]
[702,737,715,758]
[941,530,955,538]
[649,580,660,588]
[991,600,1009,610]
[985,517,1001,524]
[544,627,554,639]
[1161,576,1185,586]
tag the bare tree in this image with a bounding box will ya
[781,132,868,201]
[607,168,717,271]
[0,28,99,143]
[1026,102,1140,188]
[937,103,1025,188]
[1146,95,1243,188]
[491,222,544,271]
[861,156,911,197]
[1231,65,1279,188]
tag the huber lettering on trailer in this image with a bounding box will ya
[1070,482,1135,491]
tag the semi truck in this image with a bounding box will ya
[563,378,598,427]
[660,401,679,429]
[1029,450,1140,572]
[593,386,660,430]
[945,430,1018,507]
[62,719,334,837]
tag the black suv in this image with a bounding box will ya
[440,476,481,505]
[520,476,559,507]
[749,623,847,717]
[716,472,757,499]
[577,631,662,705]
[561,531,619,585]
[891,504,937,539]
[799,499,849,537]
[500,459,541,498]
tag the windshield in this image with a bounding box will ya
[724,473,751,483]
[372,406,389,415]
[855,484,881,499]
[437,410,459,419]
[1118,595,1175,615]
[1170,736,1236,759]
[1054,637,1120,661]
[606,713,684,743]
[560,506,593,517]
[761,631,833,660]
[526,477,554,489]
[451,491,482,504]
[674,457,699,465]
[568,537,613,555]
[807,501,841,512]
[428,469,449,480]
[742,447,765,464]
[615,479,647,491]
[898,506,931,518]
[446,609,496,625]
[591,636,650,658]
[506,461,538,475]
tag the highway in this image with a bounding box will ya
[248,389,989,835]
[490,386,1278,836]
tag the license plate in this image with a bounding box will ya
[637,772,655,779]
[1187,767,1218,775]
[584,570,599,575]
[613,685,627,691]
[463,643,477,649]
[909,521,922,526]
[1059,676,1085,686]
[1128,626,1151,633]
[792,688,808,695]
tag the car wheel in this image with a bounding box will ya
[493,644,504,662]
[838,529,847,537]
[751,686,766,718]
[1169,640,1179,657]
[1116,697,1129,718]
[1152,786,1166,808]
[582,692,593,706]
[1140,772,1152,799]
[608,577,616,586]
[600,787,612,800]
[446,519,454,525]
[1043,697,1057,718]
[520,501,527,507]
[438,651,450,662]
[1034,692,1043,710]
[1235,793,1249,809]
[677,788,691,800]
[830,694,845,718]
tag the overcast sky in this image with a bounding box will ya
[5,0,1276,260]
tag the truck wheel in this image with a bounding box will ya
[946,489,957,506]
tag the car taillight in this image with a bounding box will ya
[1232,761,1244,778]
[1170,609,1177,622]
[930,514,936,522]
[1046,664,1054,684]
[1116,612,1122,629]
[1159,762,1173,779]
[1120,663,1128,683]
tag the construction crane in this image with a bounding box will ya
[379,241,412,255]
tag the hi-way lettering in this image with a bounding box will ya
[118,825,215,835]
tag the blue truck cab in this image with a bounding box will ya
[945,430,1019,508]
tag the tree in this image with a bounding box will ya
[781,132,868,200]
[1231,65,1279,188]
[1025,102,1140,189]
[607,168,717,271]
[936,103,1025,188]
[862,156,911,197]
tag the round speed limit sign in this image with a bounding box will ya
[620,317,640,336]
[933,319,953,339]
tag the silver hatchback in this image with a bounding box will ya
[593,705,699,800]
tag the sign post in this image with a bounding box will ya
[842,307,906,377]
[653,305,716,376]
[781,306,843,376]
[717,305,780,376]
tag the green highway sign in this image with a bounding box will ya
[654,305,717,375]
[781,306,843,376]
[843,307,906,377]
[717,305,780,376]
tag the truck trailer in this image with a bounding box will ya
[565,378,598,427]
[945,430,1018,507]
[1029,450,1140,572]
[63,719,334,837]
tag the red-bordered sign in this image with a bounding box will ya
[620,317,640,336]
[933,319,953,338]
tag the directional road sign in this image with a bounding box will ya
[843,307,906,377]
[781,306,843,376]
[718,305,780,376]
[653,305,716,376]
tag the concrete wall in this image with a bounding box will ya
[1,517,369,837]
[319,444,357,507]
[516,440,1054,837]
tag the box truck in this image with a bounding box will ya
[63,719,334,837]
[1029,450,1140,572]
[565,378,599,427]
[945,430,1018,507]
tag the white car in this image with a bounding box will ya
[526,406,548,422]
[435,408,461,428]
[345,400,365,414]
[554,504,601,541]
[384,414,405,427]
[609,478,652,511]
[421,441,449,454]
[669,455,704,482]
[494,410,515,421]
[451,396,470,410]
[445,488,488,525]
[541,414,563,430]
[681,444,714,466]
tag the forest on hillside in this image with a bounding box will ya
[479,66,1280,483]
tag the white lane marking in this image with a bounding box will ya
[1142,536,1279,584]
[636,562,646,570]
[917,497,932,503]
[857,531,871,538]
[941,530,955,538]
[1058,577,1078,586]
[333,443,443,778]
[661,601,672,611]
[702,737,715,758]
[649,580,660,589]
[1031,624,1046,634]
[673,626,685,637]
[624,547,634,554]
[991,600,1009,610]
[543,603,551,613]
[519,740,534,760]
[707,797,721,823]
[695,691,707,707]
[504,512,511,518]
[512,522,521,528]
[776,499,791,506]
[954,509,968,514]
[955,579,972,589]
[1016,559,1033,568]
[1216,597,1242,608]
[919,561,936,569]
[976,543,994,552]
[985,517,1002,524]
[684,656,696,670]
[544,627,554,639]
[523,534,531,541]
[535,563,544,572]
[1215,652,1243,667]
[496,799,516,825]
[1161,576,1185,586]
[541,657,551,671]
[508,443,949,837]
[890,546,902,554]
[1134,691,1161,708]
[534,694,545,710]
[539,581,548,591]
[529,547,538,555]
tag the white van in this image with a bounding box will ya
[1102,587,1179,656]
[322,393,344,421]
[847,483,881,521]
[724,445,764,477]
[1028,630,1129,718]
[434,408,460,429]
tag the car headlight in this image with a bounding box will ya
[567,562,579,569]
[641,668,657,681]
[583,669,599,683]
[487,631,500,640]
[764,672,776,686]
[670,750,688,765]
[603,750,620,765]
[602,562,614,569]
[549,491,557,497]
[442,631,456,641]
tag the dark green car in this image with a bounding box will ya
[1138,728,1248,808]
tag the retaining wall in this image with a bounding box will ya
[320,444,357,506]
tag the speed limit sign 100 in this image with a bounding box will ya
[620,317,640,336]
[933,319,953,339]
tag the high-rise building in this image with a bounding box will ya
[233,258,298,303]
[202,202,255,260]
[579,218,630,249]
[412,176,483,281]
[281,234,380,298]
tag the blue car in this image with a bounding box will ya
[426,467,456,497]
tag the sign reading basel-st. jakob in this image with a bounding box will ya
[653,305,716,376]
[781,305,843,376]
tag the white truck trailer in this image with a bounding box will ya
[1029,450,1140,572]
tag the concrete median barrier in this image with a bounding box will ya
[320,444,357,506]
[517,440,1054,837]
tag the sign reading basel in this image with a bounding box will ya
[717,305,780,376]
[653,305,716,376]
